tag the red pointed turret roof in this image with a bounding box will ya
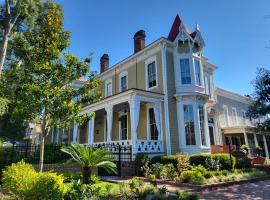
[167,15,182,41]
[168,14,199,42]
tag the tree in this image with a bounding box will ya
[247,68,270,134]
[0,0,44,72]
[61,144,117,184]
[0,2,102,172]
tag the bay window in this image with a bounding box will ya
[194,60,201,85]
[198,105,206,146]
[184,104,196,145]
[180,59,191,84]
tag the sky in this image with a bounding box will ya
[54,0,270,96]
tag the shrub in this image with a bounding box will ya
[2,160,37,199]
[150,163,163,178]
[189,172,205,185]
[179,171,194,183]
[205,157,222,171]
[161,164,178,180]
[63,172,82,182]
[30,172,67,200]
[176,191,199,200]
[177,155,190,173]
[129,177,145,195]
[150,155,178,167]
[189,154,235,170]
[135,153,150,176]
[240,144,248,152]
[191,165,207,175]
[235,157,252,169]
[179,170,205,185]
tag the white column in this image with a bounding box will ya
[72,123,78,143]
[254,134,259,147]
[243,131,250,151]
[105,105,113,142]
[153,101,162,140]
[177,101,186,150]
[203,105,210,147]
[87,116,95,145]
[129,95,141,153]
[263,135,269,158]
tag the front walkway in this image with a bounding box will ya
[196,180,270,200]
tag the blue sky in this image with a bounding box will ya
[55,0,270,96]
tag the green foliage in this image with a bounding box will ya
[2,160,36,199]
[129,177,145,195]
[63,172,82,182]
[160,164,178,180]
[189,154,235,170]
[176,191,199,200]
[61,144,117,183]
[90,173,100,184]
[2,160,67,199]
[150,155,179,167]
[30,172,67,200]
[235,157,252,169]
[205,157,222,171]
[177,155,190,173]
[135,153,150,176]
[0,98,9,116]
[65,180,94,200]
[240,144,248,151]
[179,170,205,185]
[150,163,163,179]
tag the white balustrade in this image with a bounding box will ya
[84,139,163,154]
[135,139,163,153]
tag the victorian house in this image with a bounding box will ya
[41,15,270,158]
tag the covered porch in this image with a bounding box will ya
[223,126,270,158]
[73,89,165,157]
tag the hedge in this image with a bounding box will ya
[150,153,236,170]
[189,154,236,170]
[150,155,179,167]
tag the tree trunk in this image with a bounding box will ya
[82,166,91,184]
[39,134,45,172]
[0,28,10,73]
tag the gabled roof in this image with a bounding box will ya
[167,14,200,42]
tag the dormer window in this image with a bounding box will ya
[119,71,128,92]
[105,79,112,97]
[145,56,158,90]
[180,59,191,84]
[194,60,201,86]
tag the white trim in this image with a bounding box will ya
[216,87,250,104]
[241,110,247,125]
[232,107,238,126]
[104,78,112,97]
[161,44,171,155]
[118,111,129,140]
[119,71,128,92]
[222,105,230,127]
[145,56,158,90]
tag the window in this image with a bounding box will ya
[184,105,196,145]
[105,79,112,97]
[232,107,238,126]
[149,108,158,140]
[198,105,206,146]
[209,126,215,145]
[194,60,201,85]
[119,71,128,92]
[147,61,157,89]
[180,59,191,84]
[120,115,128,140]
[223,105,229,126]
[241,110,246,125]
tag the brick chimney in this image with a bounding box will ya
[100,54,109,73]
[134,30,146,53]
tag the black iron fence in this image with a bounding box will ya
[0,143,132,176]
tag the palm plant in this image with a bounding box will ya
[61,144,117,184]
